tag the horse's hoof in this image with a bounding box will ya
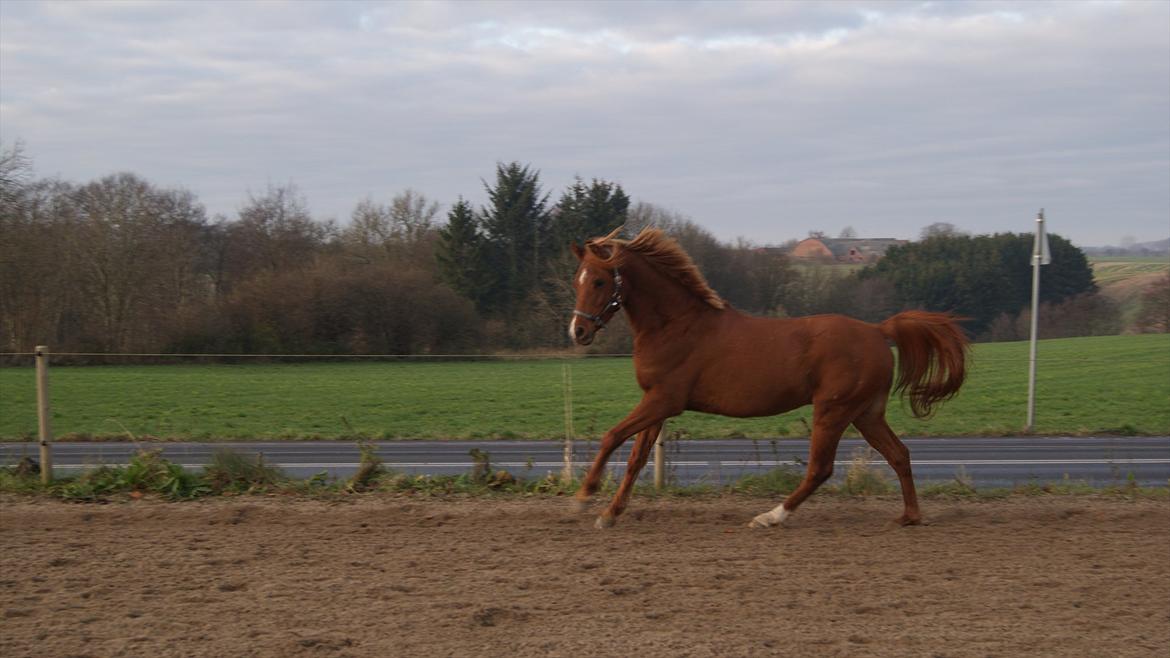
[748,513,776,529]
[571,498,589,514]
[594,514,616,529]
[749,507,789,529]
[898,515,923,526]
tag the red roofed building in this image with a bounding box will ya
[789,237,908,264]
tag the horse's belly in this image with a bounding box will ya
[686,376,810,418]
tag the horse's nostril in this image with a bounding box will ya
[574,325,586,338]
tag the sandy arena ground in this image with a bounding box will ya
[1,494,1168,657]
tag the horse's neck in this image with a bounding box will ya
[622,257,717,338]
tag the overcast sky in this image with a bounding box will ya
[2,0,1167,246]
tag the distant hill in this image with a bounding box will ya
[1084,238,1169,257]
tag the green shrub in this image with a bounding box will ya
[51,450,208,500]
[85,450,205,499]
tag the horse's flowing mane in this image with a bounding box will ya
[597,227,726,310]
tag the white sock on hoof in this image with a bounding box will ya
[749,504,790,528]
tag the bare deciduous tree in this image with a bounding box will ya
[0,140,31,217]
[920,222,966,240]
[228,184,326,279]
[0,177,77,352]
[69,173,207,351]
[342,189,439,264]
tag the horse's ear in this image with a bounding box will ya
[570,242,585,261]
[599,225,624,242]
[585,241,618,262]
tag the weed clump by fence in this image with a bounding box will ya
[839,448,895,496]
[52,450,209,501]
[203,449,286,494]
[0,447,585,501]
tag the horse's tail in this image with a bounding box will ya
[879,311,970,419]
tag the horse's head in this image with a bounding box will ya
[568,230,625,346]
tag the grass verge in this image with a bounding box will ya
[1,448,1165,502]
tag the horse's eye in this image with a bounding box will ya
[593,279,605,288]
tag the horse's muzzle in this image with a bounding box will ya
[570,318,595,346]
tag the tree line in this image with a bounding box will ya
[1,142,1158,360]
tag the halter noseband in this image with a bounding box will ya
[573,269,624,331]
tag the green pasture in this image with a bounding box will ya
[1,334,1167,441]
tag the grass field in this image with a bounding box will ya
[1090,257,1169,327]
[1090,257,1169,286]
[1,334,1167,440]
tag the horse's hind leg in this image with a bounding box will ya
[853,407,921,525]
[597,422,662,528]
[750,403,851,528]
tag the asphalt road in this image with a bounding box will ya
[3,436,1168,488]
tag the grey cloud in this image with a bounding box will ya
[1,1,1166,245]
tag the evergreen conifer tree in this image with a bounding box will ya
[478,162,551,314]
[552,176,630,245]
[436,197,487,310]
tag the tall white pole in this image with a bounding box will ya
[1026,210,1044,432]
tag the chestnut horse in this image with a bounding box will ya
[569,227,969,529]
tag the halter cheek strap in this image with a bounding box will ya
[573,269,623,331]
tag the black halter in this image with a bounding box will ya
[573,269,624,330]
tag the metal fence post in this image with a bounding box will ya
[35,345,53,484]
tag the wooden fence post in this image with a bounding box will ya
[562,363,574,484]
[653,426,666,490]
[35,345,53,485]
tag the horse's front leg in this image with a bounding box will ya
[574,396,673,519]
[595,422,662,528]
